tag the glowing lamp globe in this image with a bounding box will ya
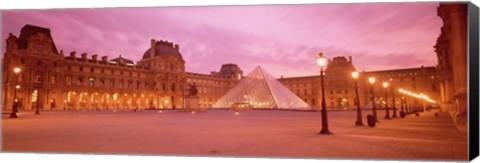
[316,53,327,68]
[368,77,376,84]
[351,71,359,79]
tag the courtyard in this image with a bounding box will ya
[1,109,468,161]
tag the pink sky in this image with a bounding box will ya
[1,3,442,78]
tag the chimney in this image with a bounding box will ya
[59,50,65,57]
[101,56,108,62]
[348,56,352,63]
[150,39,156,58]
[81,53,87,61]
[70,51,77,60]
[92,54,98,62]
[174,44,180,50]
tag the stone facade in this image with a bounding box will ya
[2,24,242,111]
[434,3,468,126]
[279,56,439,111]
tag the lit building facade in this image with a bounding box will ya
[279,56,439,111]
[2,24,242,111]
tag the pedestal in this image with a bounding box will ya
[185,96,200,110]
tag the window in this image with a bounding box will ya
[51,75,56,84]
[90,68,94,73]
[37,61,42,66]
[31,90,38,102]
[66,76,72,85]
[89,78,95,87]
[34,72,42,83]
[162,83,166,91]
[68,66,72,71]
[54,62,58,67]
[78,77,83,86]
[79,67,83,72]
[101,69,104,74]
[171,83,176,91]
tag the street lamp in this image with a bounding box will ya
[351,71,363,126]
[9,67,21,118]
[368,77,378,122]
[382,82,391,119]
[9,85,21,118]
[390,82,397,118]
[316,52,330,134]
[398,88,406,117]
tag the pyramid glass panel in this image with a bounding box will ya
[213,66,311,110]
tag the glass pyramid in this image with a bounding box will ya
[212,66,311,110]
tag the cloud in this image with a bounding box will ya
[2,3,442,77]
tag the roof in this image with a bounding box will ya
[16,24,59,54]
[142,41,183,60]
[110,55,134,64]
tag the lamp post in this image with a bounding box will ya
[9,85,21,118]
[401,96,405,113]
[382,82,391,119]
[316,52,330,134]
[368,77,378,122]
[398,89,406,116]
[35,92,40,115]
[9,67,21,118]
[351,71,363,126]
[391,85,397,118]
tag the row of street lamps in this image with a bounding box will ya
[316,53,436,134]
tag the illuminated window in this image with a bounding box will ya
[31,90,38,102]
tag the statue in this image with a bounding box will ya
[187,82,198,96]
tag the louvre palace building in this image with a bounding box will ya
[2,24,439,112]
[2,25,243,111]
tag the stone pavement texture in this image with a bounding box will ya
[1,109,468,161]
